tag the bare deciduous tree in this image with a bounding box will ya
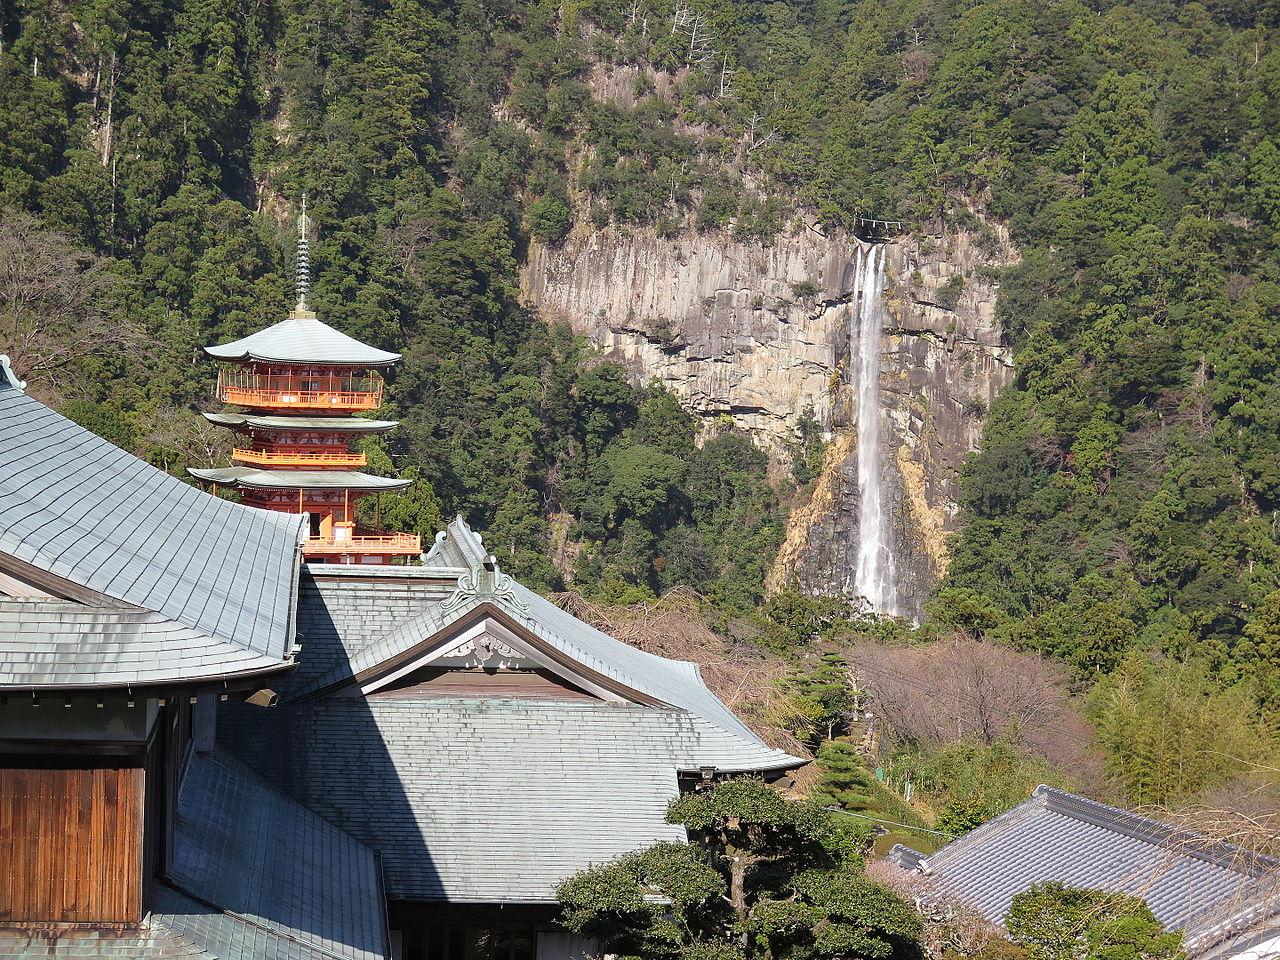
[849,636,1099,775]
[553,588,813,768]
[141,406,232,473]
[745,113,779,152]
[0,210,138,398]
[671,0,714,65]
[868,860,1011,960]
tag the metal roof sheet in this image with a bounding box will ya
[167,749,388,960]
[0,603,289,689]
[188,466,410,492]
[0,383,305,686]
[205,313,400,366]
[203,413,398,433]
[221,697,788,904]
[891,785,1280,954]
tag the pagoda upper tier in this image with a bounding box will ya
[207,307,399,413]
[194,292,419,563]
[206,309,400,365]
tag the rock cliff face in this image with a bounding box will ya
[520,219,1015,616]
[522,225,862,461]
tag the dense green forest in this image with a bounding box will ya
[4,0,1280,830]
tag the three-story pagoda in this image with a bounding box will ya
[191,205,419,565]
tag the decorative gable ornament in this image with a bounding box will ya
[438,629,522,669]
[442,554,529,616]
[0,356,26,392]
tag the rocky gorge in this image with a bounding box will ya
[520,217,1016,619]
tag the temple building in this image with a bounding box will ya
[0,341,803,958]
[190,207,419,565]
[220,517,804,956]
[0,355,390,958]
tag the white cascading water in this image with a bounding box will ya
[851,245,899,616]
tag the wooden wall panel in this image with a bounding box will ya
[0,765,143,925]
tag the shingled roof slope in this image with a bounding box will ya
[0,919,214,959]
[889,785,1280,956]
[167,749,388,960]
[0,376,305,688]
[295,519,799,766]
[205,315,400,366]
[221,697,787,904]
[0,604,292,688]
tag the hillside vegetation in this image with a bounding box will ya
[4,0,1280,820]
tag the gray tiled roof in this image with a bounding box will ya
[166,749,388,960]
[204,413,398,433]
[151,885,346,960]
[890,785,1280,955]
[0,919,213,959]
[188,466,410,492]
[297,519,801,768]
[205,315,400,366]
[0,603,289,687]
[0,382,305,689]
[279,572,456,699]
[221,697,787,904]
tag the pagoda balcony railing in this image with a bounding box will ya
[217,369,384,412]
[232,448,368,468]
[304,532,422,556]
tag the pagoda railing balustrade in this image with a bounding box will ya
[217,368,385,412]
[232,448,369,468]
[304,532,422,556]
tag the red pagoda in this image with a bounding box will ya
[191,203,420,564]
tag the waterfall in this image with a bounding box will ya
[851,245,899,616]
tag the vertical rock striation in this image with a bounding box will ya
[520,218,1015,616]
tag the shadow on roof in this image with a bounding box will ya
[216,579,439,926]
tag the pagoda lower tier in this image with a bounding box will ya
[189,466,418,564]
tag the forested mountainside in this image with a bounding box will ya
[4,0,1280,811]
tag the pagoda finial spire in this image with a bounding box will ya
[295,192,311,312]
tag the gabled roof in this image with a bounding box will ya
[296,518,800,766]
[203,412,398,433]
[218,519,804,904]
[205,312,400,366]
[888,785,1280,956]
[0,375,306,690]
[189,466,410,492]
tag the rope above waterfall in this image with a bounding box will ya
[853,215,905,233]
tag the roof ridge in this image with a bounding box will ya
[1035,785,1280,877]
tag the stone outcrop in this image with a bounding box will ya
[522,224,863,462]
[519,217,1015,616]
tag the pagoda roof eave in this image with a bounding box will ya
[190,466,411,492]
[205,314,401,366]
[203,412,399,433]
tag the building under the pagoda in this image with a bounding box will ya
[191,214,419,564]
[1,349,807,960]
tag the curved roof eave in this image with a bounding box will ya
[189,466,410,492]
[205,315,401,366]
[203,412,399,433]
